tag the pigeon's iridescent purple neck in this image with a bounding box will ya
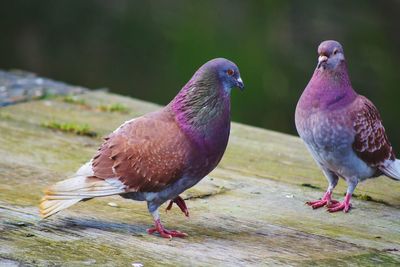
[170,68,231,149]
[298,61,357,111]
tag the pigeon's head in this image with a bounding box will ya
[201,58,244,92]
[316,40,345,71]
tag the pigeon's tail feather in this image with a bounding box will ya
[381,159,400,181]
[40,162,126,218]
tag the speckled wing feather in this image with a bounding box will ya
[352,95,395,167]
[92,109,193,192]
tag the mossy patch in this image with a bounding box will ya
[300,251,400,266]
[97,103,129,113]
[355,193,373,201]
[38,91,57,100]
[41,121,97,137]
[2,230,129,266]
[352,193,389,205]
[62,95,87,106]
[0,112,12,120]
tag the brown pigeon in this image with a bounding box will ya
[40,58,244,238]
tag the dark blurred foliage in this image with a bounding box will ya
[1,0,400,147]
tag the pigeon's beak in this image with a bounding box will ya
[236,77,244,90]
[317,55,328,69]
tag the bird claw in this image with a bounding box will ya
[326,193,353,213]
[306,191,337,209]
[327,201,352,213]
[165,196,189,217]
[325,200,340,208]
[147,219,188,239]
[306,199,328,209]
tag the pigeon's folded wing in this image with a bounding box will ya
[352,95,395,167]
[92,110,192,192]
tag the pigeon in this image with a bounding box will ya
[40,58,244,237]
[295,40,400,212]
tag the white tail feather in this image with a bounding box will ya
[381,159,400,180]
[40,162,126,218]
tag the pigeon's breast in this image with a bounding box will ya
[186,118,231,178]
[298,109,374,179]
[309,111,352,151]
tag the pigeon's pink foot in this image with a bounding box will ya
[327,193,352,213]
[306,191,338,209]
[147,219,188,239]
[166,196,189,217]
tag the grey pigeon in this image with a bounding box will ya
[295,40,400,212]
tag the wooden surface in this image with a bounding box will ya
[1,84,400,266]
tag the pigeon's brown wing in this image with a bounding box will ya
[92,110,193,192]
[352,95,395,167]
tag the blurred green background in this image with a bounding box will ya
[1,0,399,147]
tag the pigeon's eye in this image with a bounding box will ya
[333,49,338,55]
[227,69,234,76]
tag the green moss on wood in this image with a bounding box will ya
[38,91,57,100]
[62,95,87,106]
[352,193,389,205]
[301,252,400,266]
[97,103,129,113]
[0,111,12,120]
[41,120,98,137]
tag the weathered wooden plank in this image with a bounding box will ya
[1,88,399,266]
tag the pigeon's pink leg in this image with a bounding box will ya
[166,196,189,217]
[306,191,339,209]
[327,193,352,213]
[147,219,188,239]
